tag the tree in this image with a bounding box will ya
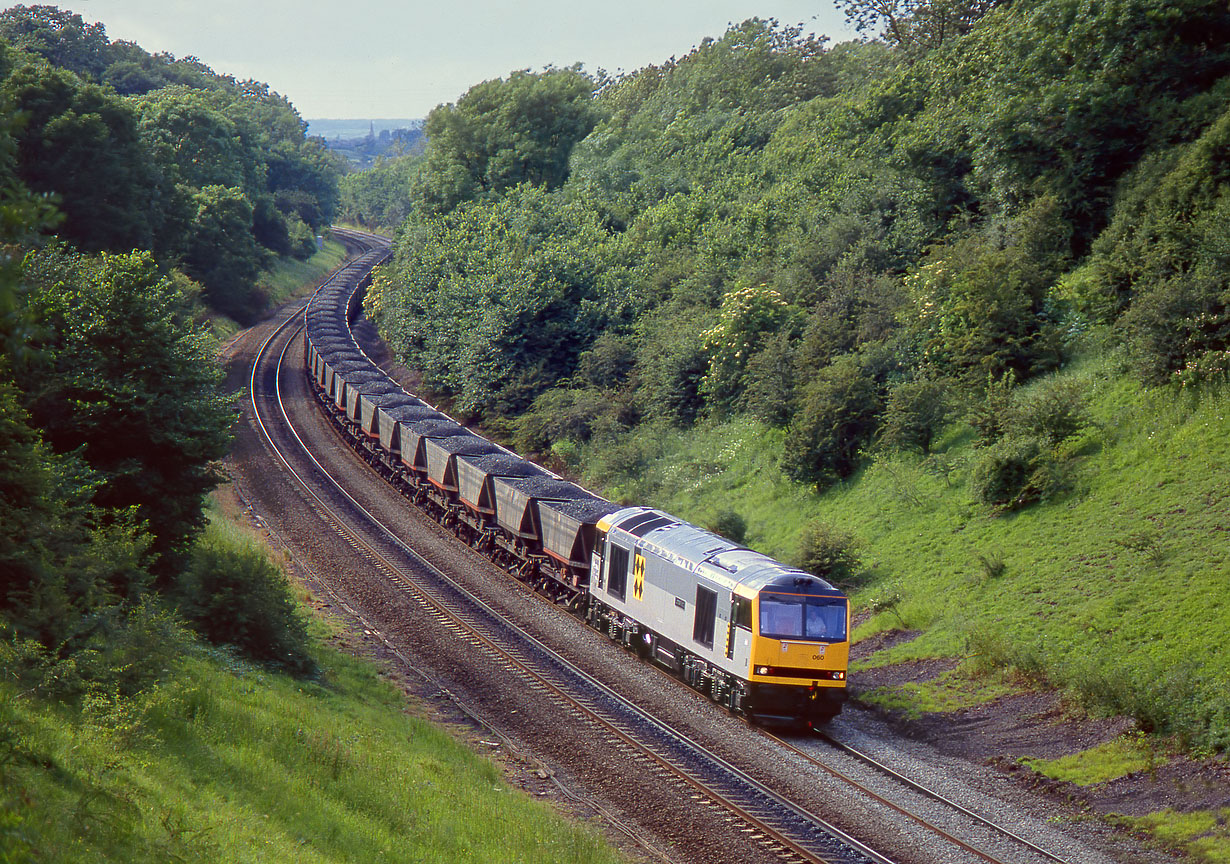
[782,352,886,486]
[838,0,1005,52]
[134,85,260,192]
[0,5,110,81]
[2,57,156,251]
[413,66,599,214]
[905,197,1068,382]
[19,247,234,581]
[182,185,263,319]
[375,185,620,415]
[700,283,794,411]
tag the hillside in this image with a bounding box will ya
[347,2,1230,857]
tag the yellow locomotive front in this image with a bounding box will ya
[744,578,849,725]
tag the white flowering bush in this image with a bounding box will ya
[699,283,791,409]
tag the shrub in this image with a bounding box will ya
[968,434,1073,511]
[797,520,862,585]
[879,376,952,453]
[512,387,612,453]
[967,372,1017,445]
[781,352,885,486]
[175,526,313,675]
[0,600,191,702]
[739,331,797,427]
[1094,110,1230,385]
[969,434,1044,510]
[700,283,793,410]
[905,197,1068,383]
[969,373,1090,449]
[1010,376,1091,445]
[633,304,713,428]
[707,510,747,544]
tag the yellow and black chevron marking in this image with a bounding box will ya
[632,553,645,601]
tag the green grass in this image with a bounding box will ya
[207,240,350,341]
[1020,734,1162,785]
[574,347,1230,752]
[257,239,349,306]
[857,666,1022,719]
[0,625,624,864]
[1113,809,1230,862]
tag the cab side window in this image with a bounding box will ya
[607,544,629,601]
[693,585,717,648]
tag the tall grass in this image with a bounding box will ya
[0,636,623,863]
[0,494,623,864]
[207,239,349,341]
[258,238,348,305]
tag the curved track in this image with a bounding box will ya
[250,236,889,864]
[241,231,1103,864]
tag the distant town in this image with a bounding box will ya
[307,118,426,168]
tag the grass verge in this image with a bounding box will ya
[0,636,623,863]
[207,239,350,341]
[0,491,625,864]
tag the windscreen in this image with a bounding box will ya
[758,594,847,642]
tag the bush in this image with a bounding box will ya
[797,520,862,585]
[969,373,1090,448]
[0,600,191,702]
[969,435,1044,510]
[707,510,747,544]
[968,434,1074,512]
[781,352,884,486]
[286,213,318,260]
[634,305,713,428]
[175,526,313,675]
[512,387,608,453]
[1094,110,1230,385]
[1010,376,1090,446]
[739,331,797,427]
[879,376,952,453]
[905,197,1068,383]
[967,372,1017,445]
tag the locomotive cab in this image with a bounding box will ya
[746,574,849,724]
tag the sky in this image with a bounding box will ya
[64,0,858,120]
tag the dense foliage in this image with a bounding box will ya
[0,4,342,320]
[0,6,318,697]
[357,2,1230,485]
[349,1,1230,756]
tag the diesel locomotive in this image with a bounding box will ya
[304,234,849,724]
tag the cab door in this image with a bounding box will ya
[727,595,754,672]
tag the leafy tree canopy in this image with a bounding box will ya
[18,246,234,580]
[412,65,599,215]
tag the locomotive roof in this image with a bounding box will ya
[600,506,840,596]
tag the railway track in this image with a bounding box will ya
[249,239,889,864]
[241,232,1103,864]
[781,732,1071,864]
